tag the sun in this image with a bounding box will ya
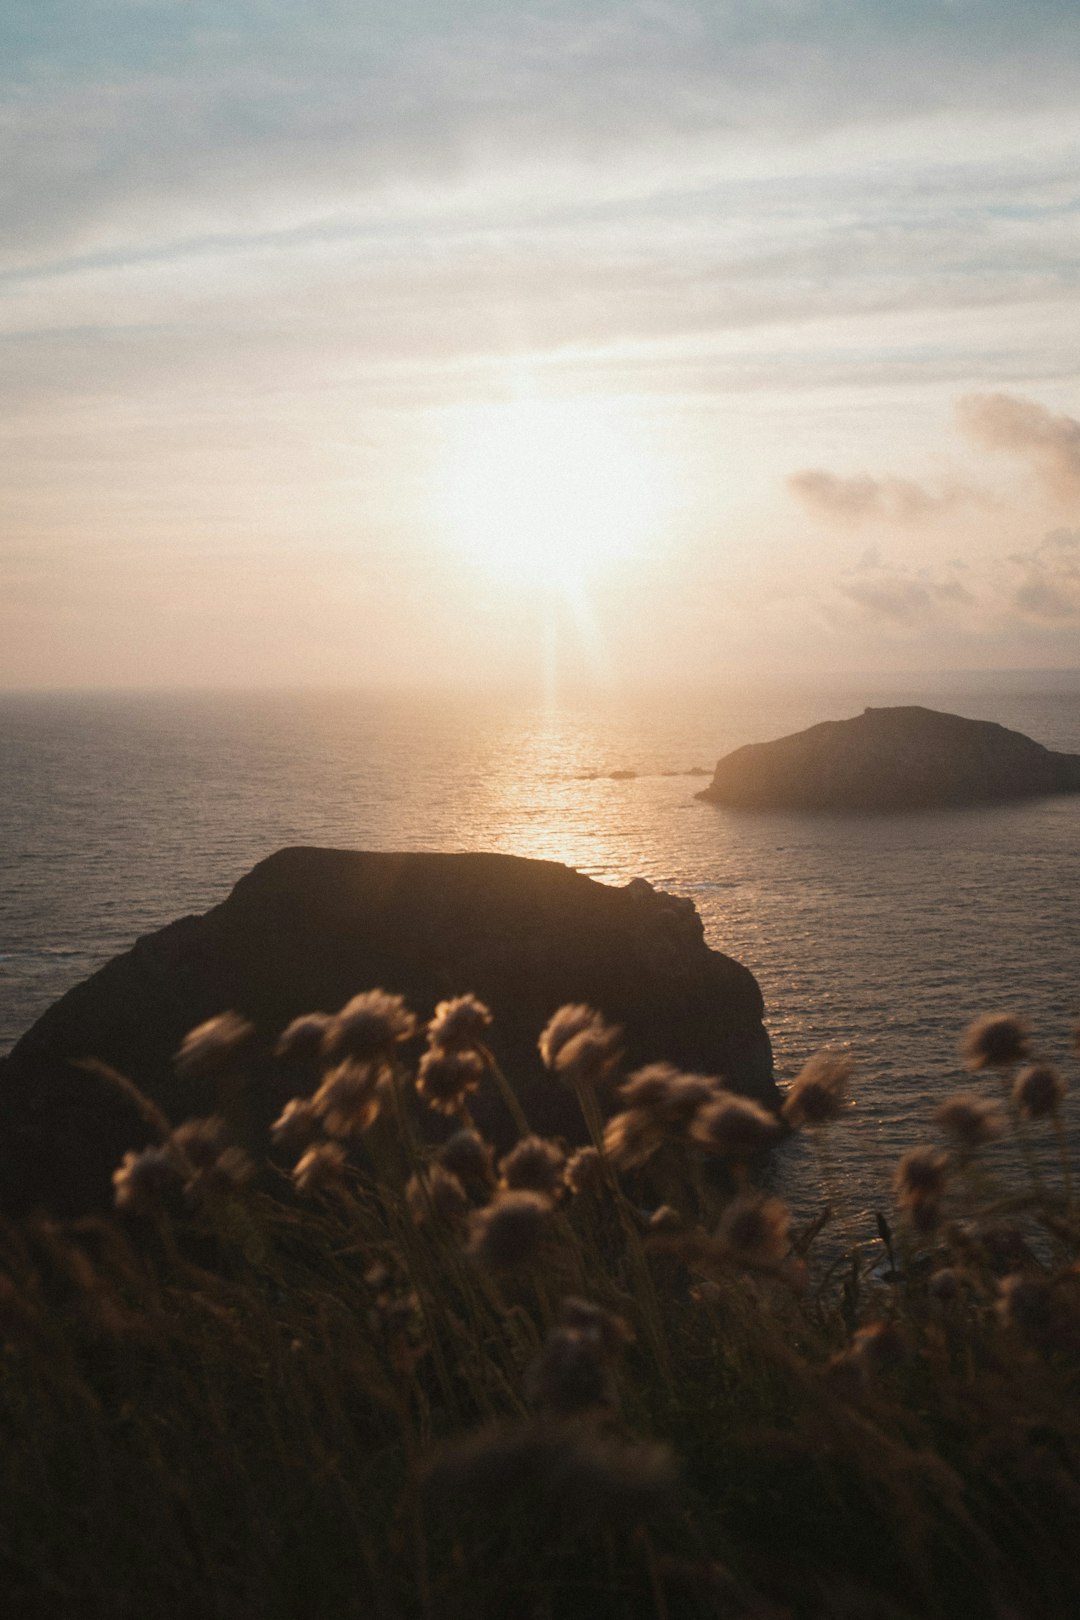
[432,397,669,586]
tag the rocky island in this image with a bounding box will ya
[697,704,1080,812]
[0,847,776,1214]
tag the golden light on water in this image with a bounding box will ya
[433,397,670,587]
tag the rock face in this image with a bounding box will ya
[697,706,1080,813]
[0,848,776,1214]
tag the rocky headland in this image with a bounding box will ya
[697,705,1080,813]
[0,847,776,1214]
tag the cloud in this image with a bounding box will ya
[788,469,965,524]
[1008,527,1080,621]
[957,393,1080,502]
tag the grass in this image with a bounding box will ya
[2,996,1079,1618]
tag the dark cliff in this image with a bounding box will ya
[0,847,776,1214]
[697,705,1080,813]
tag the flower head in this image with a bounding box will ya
[427,995,493,1053]
[415,1047,483,1116]
[323,990,417,1064]
[312,1060,382,1138]
[564,1145,605,1194]
[538,1004,622,1088]
[602,1108,665,1171]
[271,1096,320,1154]
[499,1135,566,1198]
[112,1147,185,1215]
[274,1012,334,1067]
[690,1095,780,1159]
[1013,1062,1067,1120]
[406,1164,469,1228]
[174,1011,256,1080]
[292,1141,347,1196]
[466,1191,553,1272]
[962,1013,1029,1071]
[934,1092,1006,1148]
[782,1050,853,1128]
[717,1194,791,1267]
[894,1146,949,1211]
[524,1326,613,1414]
[437,1128,495,1186]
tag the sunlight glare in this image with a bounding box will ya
[434,398,669,586]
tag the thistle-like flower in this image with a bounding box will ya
[499,1135,566,1198]
[169,1115,253,1195]
[437,1128,495,1187]
[894,1146,949,1211]
[405,1164,469,1228]
[292,1141,347,1196]
[781,1050,853,1128]
[415,1047,484,1116]
[1013,1062,1067,1120]
[538,1004,622,1088]
[690,1095,780,1159]
[717,1194,791,1267]
[271,1096,320,1154]
[602,1108,665,1171]
[962,1012,1029,1071]
[312,1060,382,1138]
[322,990,417,1064]
[524,1326,612,1414]
[934,1092,1006,1148]
[274,1012,334,1066]
[426,995,493,1053]
[564,1145,605,1194]
[112,1147,185,1215]
[174,1011,256,1079]
[466,1190,553,1272]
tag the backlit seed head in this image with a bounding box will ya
[1013,1062,1067,1120]
[717,1194,791,1267]
[894,1146,949,1210]
[851,1320,907,1369]
[499,1135,566,1198]
[690,1095,780,1159]
[174,1011,256,1080]
[112,1147,185,1215]
[538,1004,622,1088]
[312,1060,382,1138]
[322,990,417,1064]
[564,1145,605,1194]
[170,1114,229,1170]
[405,1164,469,1228]
[962,1013,1030,1071]
[525,1326,613,1414]
[558,1297,633,1358]
[415,1047,484,1116]
[427,995,493,1053]
[782,1050,853,1128]
[292,1141,347,1196]
[466,1190,553,1272]
[997,1273,1055,1336]
[602,1108,665,1171]
[934,1092,1006,1148]
[437,1128,495,1186]
[271,1096,320,1154]
[274,1012,334,1067]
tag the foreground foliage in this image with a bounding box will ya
[2,997,1080,1618]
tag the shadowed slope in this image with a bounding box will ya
[0,848,775,1214]
[697,705,1080,812]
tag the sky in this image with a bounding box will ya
[2,0,1080,691]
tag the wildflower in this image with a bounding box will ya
[717,1194,791,1267]
[274,1012,334,1066]
[564,1145,605,1194]
[525,1326,613,1414]
[1013,1062,1067,1120]
[270,1096,320,1154]
[437,1128,495,1187]
[934,1092,1006,1148]
[538,1004,622,1088]
[648,1204,683,1233]
[851,1320,907,1369]
[499,1135,566,1198]
[405,1164,469,1228]
[962,1012,1029,1071]
[292,1141,347,1196]
[427,994,492,1053]
[894,1146,949,1211]
[558,1297,633,1358]
[322,990,417,1064]
[466,1190,553,1272]
[170,1116,253,1195]
[112,1147,185,1215]
[619,1063,717,1124]
[782,1050,853,1128]
[602,1108,665,1170]
[928,1267,968,1304]
[312,1060,382,1138]
[690,1094,780,1159]
[415,1047,483,1116]
[997,1274,1056,1337]
[174,1011,256,1079]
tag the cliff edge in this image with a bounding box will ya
[697,705,1080,813]
[0,847,776,1214]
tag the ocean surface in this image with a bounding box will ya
[2,682,1079,1232]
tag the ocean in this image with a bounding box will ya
[2,681,1079,1230]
